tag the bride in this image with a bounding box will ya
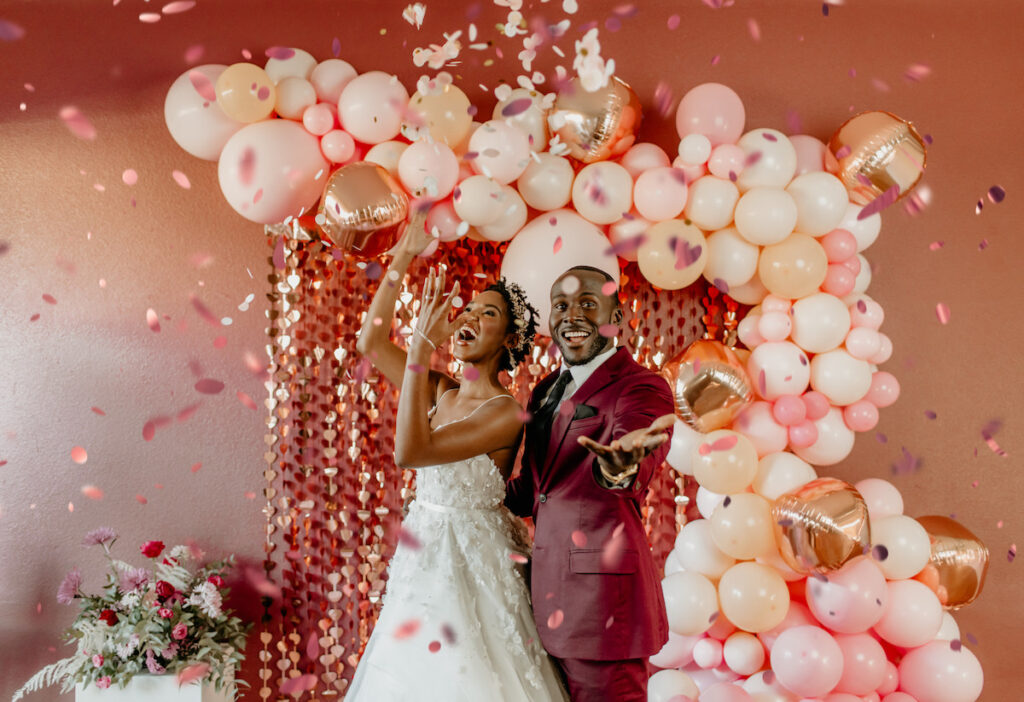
[347,210,568,701]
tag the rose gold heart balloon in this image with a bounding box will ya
[553,76,642,163]
[318,161,409,260]
[772,478,871,574]
[913,515,989,609]
[826,110,927,206]
[661,339,754,433]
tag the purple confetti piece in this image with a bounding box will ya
[674,240,703,270]
[745,151,763,167]
[987,185,1006,203]
[891,446,921,475]
[872,544,889,561]
[722,496,732,507]
[0,18,26,41]
[950,639,962,652]
[857,185,901,220]
[835,145,852,159]
[762,132,778,142]
[925,410,937,420]
[265,46,296,60]
[397,528,422,550]
[60,106,97,140]
[501,97,534,118]
[604,234,646,257]
[758,369,767,397]
[331,37,341,57]
[238,147,256,186]
[712,278,730,293]
[1008,544,1016,563]
[966,633,978,645]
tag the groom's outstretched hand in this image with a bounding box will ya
[579,413,676,489]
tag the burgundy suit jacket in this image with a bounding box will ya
[506,347,673,661]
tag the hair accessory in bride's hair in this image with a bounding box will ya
[486,278,539,372]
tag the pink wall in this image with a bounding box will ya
[2,1,1022,700]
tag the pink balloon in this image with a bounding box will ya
[882,694,918,702]
[877,661,899,696]
[822,264,856,297]
[425,199,464,242]
[873,580,942,648]
[693,637,724,669]
[650,631,701,669]
[821,229,858,263]
[849,297,884,329]
[164,64,244,161]
[302,103,335,136]
[787,419,818,449]
[758,311,792,342]
[845,327,882,360]
[801,391,831,420]
[770,626,843,698]
[862,692,882,702]
[869,333,893,364]
[620,142,671,178]
[398,140,460,199]
[789,134,828,175]
[732,401,788,456]
[671,157,707,185]
[762,295,792,314]
[823,694,862,702]
[805,557,888,634]
[469,119,531,184]
[320,129,356,164]
[700,683,752,702]
[843,401,879,432]
[866,372,900,408]
[708,144,746,180]
[772,395,807,426]
[840,256,862,275]
[898,640,983,702]
[834,633,887,695]
[633,166,689,221]
[675,82,746,147]
[337,70,409,144]
[758,601,816,651]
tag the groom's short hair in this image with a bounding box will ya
[561,266,621,309]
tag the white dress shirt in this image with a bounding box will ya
[550,345,618,405]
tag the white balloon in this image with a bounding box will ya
[364,140,408,178]
[164,65,244,161]
[453,175,505,226]
[870,515,932,580]
[753,452,817,500]
[264,47,317,83]
[737,313,765,350]
[500,209,620,334]
[648,669,700,702]
[517,153,574,211]
[664,548,687,576]
[662,572,719,636]
[786,172,849,236]
[703,227,760,290]
[852,253,872,293]
[934,611,961,642]
[572,161,633,224]
[837,200,882,252]
[310,59,357,103]
[723,632,766,676]
[667,420,702,476]
[736,128,797,191]
[674,519,736,579]
[732,401,789,456]
[854,478,904,520]
[650,631,701,669]
[790,293,851,354]
[608,212,650,263]
[696,486,727,520]
[684,176,740,231]
[678,133,713,166]
[734,188,799,245]
[692,638,723,669]
[743,670,798,702]
[810,349,872,405]
[747,341,811,400]
[469,119,531,184]
[493,87,548,152]
[476,186,527,242]
[793,408,856,466]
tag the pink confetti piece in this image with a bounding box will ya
[653,81,674,118]
[176,663,210,687]
[122,169,138,186]
[509,552,528,563]
[553,236,563,254]
[81,485,104,500]
[904,63,932,82]
[0,18,26,41]
[139,13,161,23]
[146,309,161,332]
[428,640,442,653]
[747,18,761,40]
[177,403,201,422]
[711,54,721,66]
[1008,544,1016,563]
[265,46,296,60]
[925,410,937,420]
[987,185,1006,203]
[188,69,217,102]
[871,78,891,92]
[441,623,456,644]
[674,239,703,270]
[189,294,222,326]
[929,241,944,251]
[463,366,480,381]
[601,281,618,296]
[393,619,421,639]
[571,530,588,547]
[598,323,618,338]
[71,446,88,464]
[135,495,148,504]
[42,294,57,305]
[162,1,196,15]
[194,378,225,395]
[213,336,227,348]
[237,391,257,410]
[979,239,989,250]
[408,363,426,374]
[935,303,950,325]
[190,462,202,473]
[172,170,191,189]
[60,107,96,140]
[279,674,317,695]
[272,237,286,269]
[547,609,564,629]
[857,185,900,220]
[331,36,341,57]
[667,14,680,30]
[91,406,106,415]
[398,528,422,550]
[184,44,204,63]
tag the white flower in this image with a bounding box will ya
[494,0,523,10]
[402,3,426,29]
[416,71,454,96]
[189,581,223,619]
[413,31,463,70]
[115,634,141,660]
[119,590,141,609]
[572,28,614,92]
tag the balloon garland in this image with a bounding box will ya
[166,45,987,702]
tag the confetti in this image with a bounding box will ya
[398,528,422,550]
[188,69,217,102]
[674,239,703,269]
[871,544,888,561]
[279,674,317,695]
[81,485,104,500]
[190,462,202,473]
[139,12,161,23]
[928,241,944,251]
[402,3,426,28]
[428,640,442,653]
[60,106,96,140]
[0,18,26,41]
[91,406,105,415]
[189,294,222,326]
[1009,544,1016,563]
[237,391,257,410]
[184,44,204,63]
[195,378,225,395]
[177,664,211,687]
[393,619,421,639]
[463,366,480,381]
[172,170,191,189]
[122,169,138,186]
[177,403,201,422]
[42,294,57,305]
[858,185,900,219]
[935,303,950,325]
[265,46,296,60]
[71,446,88,464]
[162,1,196,14]
[891,446,920,475]
[508,552,528,564]
[547,609,565,629]
[667,14,680,30]
[987,185,1006,204]
[598,324,618,338]
[747,18,761,41]
[146,309,161,332]
[571,530,588,547]
[553,236,563,254]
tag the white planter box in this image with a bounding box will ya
[75,675,235,702]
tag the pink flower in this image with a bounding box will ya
[172,623,188,640]
[57,567,83,605]
[140,540,165,558]
[82,527,117,547]
[206,574,224,588]
[96,677,111,689]
[119,566,150,593]
[92,654,104,668]
[146,649,166,675]
[158,607,173,619]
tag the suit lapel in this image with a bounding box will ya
[540,347,632,486]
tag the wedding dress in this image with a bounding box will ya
[346,399,568,701]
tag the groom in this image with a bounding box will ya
[506,266,675,702]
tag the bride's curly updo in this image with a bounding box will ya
[485,278,539,373]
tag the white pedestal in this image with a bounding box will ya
[75,675,235,702]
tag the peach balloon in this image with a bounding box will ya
[727,273,769,305]
[633,166,689,221]
[734,188,799,245]
[873,580,943,648]
[758,233,830,300]
[684,176,740,231]
[736,128,798,191]
[493,87,549,152]
[572,161,634,224]
[718,562,790,633]
[809,349,873,406]
[674,519,736,579]
[517,152,574,211]
[338,71,409,144]
[363,140,407,178]
[753,451,817,501]
[453,175,505,226]
[723,632,766,676]
[870,515,932,580]
[398,140,460,199]
[691,430,759,494]
[710,493,776,560]
[637,219,707,289]
[619,142,670,177]
[476,186,527,242]
[468,119,531,184]
[662,572,719,636]
[791,293,851,354]
[274,76,317,120]
[402,84,474,146]
[215,62,276,123]
[703,226,759,289]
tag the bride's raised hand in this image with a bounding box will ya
[391,201,436,258]
[412,267,460,352]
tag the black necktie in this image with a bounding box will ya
[533,370,573,441]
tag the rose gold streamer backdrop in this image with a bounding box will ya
[259,234,704,696]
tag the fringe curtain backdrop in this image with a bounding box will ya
[256,233,707,699]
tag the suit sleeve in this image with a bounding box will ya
[504,462,535,518]
[593,372,675,499]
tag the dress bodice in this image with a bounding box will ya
[414,454,505,510]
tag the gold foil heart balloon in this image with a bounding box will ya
[826,110,927,206]
[914,515,989,609]
[661,340,754,433]
[553,76,642,163]
[318,161,409,260]
[772,477,871,574]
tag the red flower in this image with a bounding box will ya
[155,580,175,600]
[98,609,119,626]
[158,607,174,619]
[140,540,165,558]
[207,574,224,588]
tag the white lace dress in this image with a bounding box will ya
[346,418,568,701]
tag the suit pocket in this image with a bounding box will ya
[569,548,639,575]
[567,416,604,432]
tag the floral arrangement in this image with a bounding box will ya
[13,528,250,700]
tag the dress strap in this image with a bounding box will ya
[431,393,517,431]
[428,387,458,418]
